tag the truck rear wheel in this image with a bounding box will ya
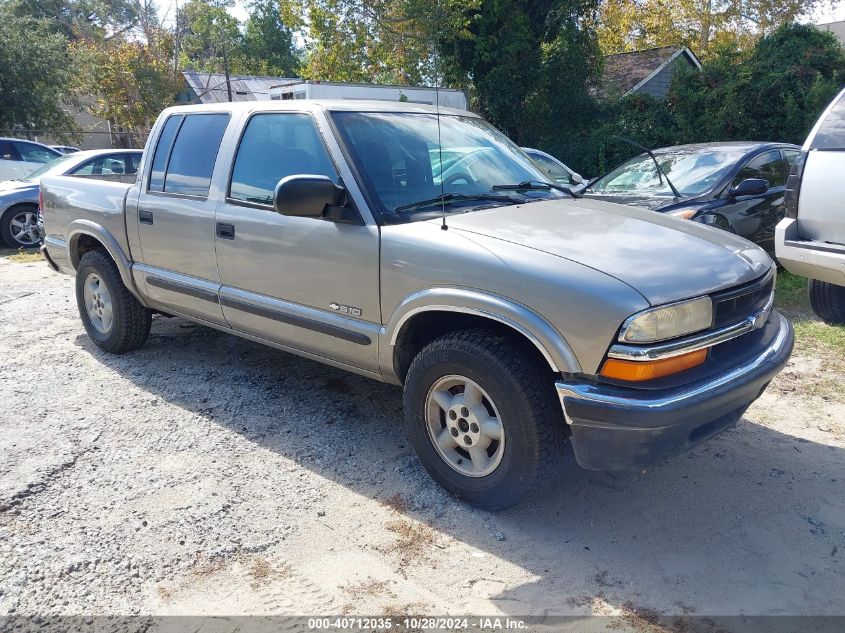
[808,279,845,324]
[403,329,566,510]
[75,249,151,353]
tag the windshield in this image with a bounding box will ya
[588,147,748,197]
[22,153,79,182]
[331,112,567,220]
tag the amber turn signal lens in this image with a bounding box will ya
[600,349,707,382]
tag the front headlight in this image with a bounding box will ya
[667,208,698,220]
[619,296,713,343]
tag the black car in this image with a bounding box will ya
[583,142,802,256]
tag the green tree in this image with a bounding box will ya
[72,29,181,144]
[596,0,830,58]
[564,23,845,176]
[442,0,601,147]
[0,7,79,141]
[279,0,458,83]
[237,0,299,76]
[10,0,156,41]
[670,23,845,143]
[177,0,242,74]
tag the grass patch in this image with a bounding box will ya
[5,248,42,263]
[774,270,845,353]
[793,320,845,352]
[775,271,810,311]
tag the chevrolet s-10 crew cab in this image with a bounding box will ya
[40,101,794,509]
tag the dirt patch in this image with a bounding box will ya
[340,578,396,602]
[382,519,438,567]
[247,556,290,589]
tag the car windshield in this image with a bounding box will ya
[588,147,748,197]
[331,112,567,220]
[22,153,80,182]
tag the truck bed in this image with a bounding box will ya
[40,175,134,271]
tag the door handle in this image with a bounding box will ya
[139,209,153,225]
[216,222,235,240]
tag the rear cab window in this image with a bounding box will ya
[148,113,230,197]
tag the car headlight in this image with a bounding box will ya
[619,296,713,343]
[667,208,698,220]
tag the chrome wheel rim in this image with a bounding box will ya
[424,374,505,477]
[9,210,39,246]
[83,273,113,334]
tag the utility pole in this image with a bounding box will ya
[173,0,181,75]
[222,41,232,102]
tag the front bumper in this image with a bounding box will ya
[776,218,845,286]
[556,311,794,471]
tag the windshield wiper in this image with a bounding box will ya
[611,136,682,199]
[492,180,580,199]
[394,192,521,214]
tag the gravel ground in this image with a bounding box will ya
[1,252,843,621]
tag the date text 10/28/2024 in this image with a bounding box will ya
[308,617,529,630]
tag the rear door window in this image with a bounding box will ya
[148,113,230,197]
[810,92,845,150]
[229,113,337,205]
[164,114,229,196]
[733,150,786,188]
[149,115,183,191]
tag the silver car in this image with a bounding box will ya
[0,138,61,181]
[0,149,141,248]
[41,101,793,509]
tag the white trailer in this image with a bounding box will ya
[269,81,468,110]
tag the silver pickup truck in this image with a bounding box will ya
[41,101,793,509]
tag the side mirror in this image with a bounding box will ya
[729,178,768,198]
[273,175,346,218]
[570,172,584,185]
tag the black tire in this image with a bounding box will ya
[808,279,845,324]
[75,249,152,353]
[403,328,566,510]
[0,205,40,248]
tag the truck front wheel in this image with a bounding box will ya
[808,279,845,324]
[75,249,151,353]
[403,329,566,510]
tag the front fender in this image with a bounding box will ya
[381,287,582,382]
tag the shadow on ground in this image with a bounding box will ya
[75,315,845,618]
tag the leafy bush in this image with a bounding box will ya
[545,24,845,177]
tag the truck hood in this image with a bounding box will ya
[440,197,772,305]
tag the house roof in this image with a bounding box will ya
[598,46,701,98]
[181,71,299,104]
[819,21,845,46]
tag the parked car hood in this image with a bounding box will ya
[0,180,37,194]
[581,191,679,211]
[441,197,771,306]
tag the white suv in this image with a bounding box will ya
[776,86,845,323]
